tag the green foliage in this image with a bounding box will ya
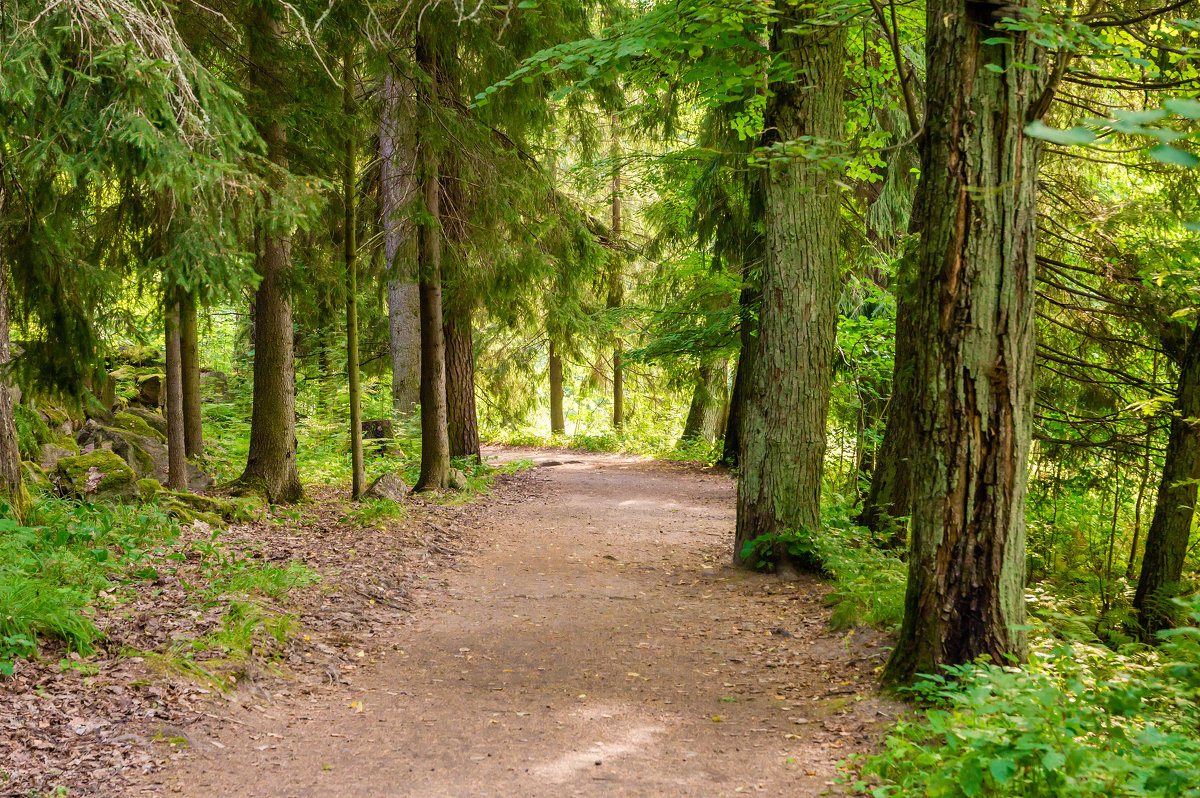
[13,404,51,461]
[855,602,1200,796]
[0,496,181,674]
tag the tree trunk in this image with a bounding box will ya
[723,283,759,467]
[734,3,845,572]
[413,29,450,492]
[1135,322,1200,638]
[882,1,1042,684]
[380,69,422,418]
[344,49,365,500]
[179,290,204,459]
[237,3,302,504]
[549,338,566,435]
[681,359,727,445]
[0,257,27,518]
[609,114,625,431]
[856,292,915,544]
[164,296,187,492]
[444,297,480,461]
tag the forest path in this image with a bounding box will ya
[146,447,895,797]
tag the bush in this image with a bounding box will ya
[854,598,1200,797]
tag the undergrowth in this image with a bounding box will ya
[0,492,317,680]
[853,600,1200,797]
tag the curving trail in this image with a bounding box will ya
[144,447,895,797]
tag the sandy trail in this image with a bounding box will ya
[142,447,894,797]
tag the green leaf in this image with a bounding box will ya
[984,63,1004,73]
[1041,751,1066,771]
[1025,120,1096,146]
[1148,145,1200,168]
[1164,98,1200,119]
[989,757,1016,783]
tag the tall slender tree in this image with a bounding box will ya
[236,1,302,504]
[178,291,204,459]
[1135,320,1200,637]
[380,67,422,418]
[412,24,451,492]
[343,47,366,499]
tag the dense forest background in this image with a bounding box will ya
[3,0,1200,794]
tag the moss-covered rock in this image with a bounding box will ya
[76,419,167,480]
[136,478,161,501]
[122,407,168,437]
[54,450,136,501]
[113,411,168,443]
[115,345,163,367]
[152,488,261,527]
[22,461,53,493]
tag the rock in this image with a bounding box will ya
[121,407,168,437]
[156,489,259,527]
[53,450,136,501]
[22,461,53,493]
[199,371,231,403]
[39,442,78,471]
[134,374,162,409]
[448,468,468,491]
[112,411,167,443]
[76,418,167,481]
[115,345,163,367]
[363,472,409,502]
[187,461,214,494]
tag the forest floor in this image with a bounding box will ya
[133,447,900,797]
[5,447,900,797]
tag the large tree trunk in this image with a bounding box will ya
[1134,322,1200,638]
[344,49,365,500]
[549,338,566,435]
[855,292,915,544]
[179,290,204,459]
[444,297,480,461]
[237,3,302,504]
[380,70,422,418]
[412,29,450,492]
[681,359,727,445]
[0,257,27,518]
[734,4,845,572]
[164,296,187,492]
[723,283,759,467]
[882,1,1042,684]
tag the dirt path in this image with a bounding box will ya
[141,448,895,797]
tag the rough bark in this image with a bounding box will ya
[883,1,1042,683]
[444,296,480,461]
[412,29,450,492]
[236,3,302,504]
[0,258,27,518]
[179,291,204,459]
[344,49,365,500]
[681,359,727,445]
[734,4,845,572]
[164,297,187,492]
[549,338,566,435]
[380,69,422,417]
[723,283,759,467]
[1134,322,1200,638]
